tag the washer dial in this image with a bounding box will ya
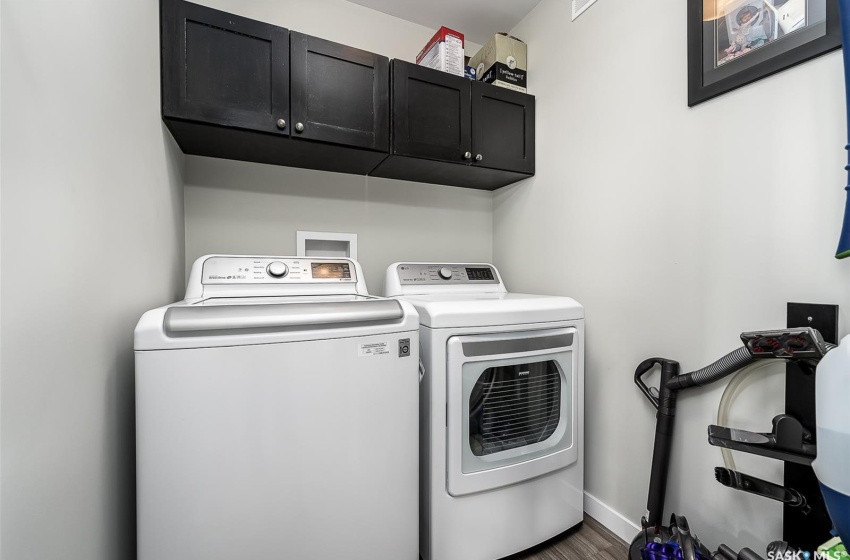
[267,261,289,278]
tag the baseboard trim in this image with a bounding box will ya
[583,491,641,544]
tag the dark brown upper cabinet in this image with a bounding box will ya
[159,1,533,189]
[471,81,535,176]
[161,0,290,135]
[371,61,535,190]
[390,61,472,163]
[290,32,389,152]
[160,0,389,175]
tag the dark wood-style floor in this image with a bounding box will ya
[506,515,629,560]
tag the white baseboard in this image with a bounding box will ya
[584,491,641,544]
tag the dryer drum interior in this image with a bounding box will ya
[469,361,561,456]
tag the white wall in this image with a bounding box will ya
[182,0,491,294]
[495,0,850,551]
[1,1,185,559]
[13,0,840,556]
[185,157,493,294]
[193,0,481,63]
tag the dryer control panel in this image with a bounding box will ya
[396,264,500,285]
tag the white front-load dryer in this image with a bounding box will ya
[385,263,585,560]
[135,255,420,560]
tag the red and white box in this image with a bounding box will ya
[416,26,464,77]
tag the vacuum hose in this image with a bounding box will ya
[667,347,755,390]
[716,360,780,470]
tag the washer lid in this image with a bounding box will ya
[134,295,418,351]
[398,293,584,328]
[195,294,377,306]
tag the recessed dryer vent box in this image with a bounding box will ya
[296,231,358,259]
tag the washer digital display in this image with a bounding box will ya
[311,262,352,279]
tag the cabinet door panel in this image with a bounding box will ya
[471,82,534,174]
[290,32,389,151]
[392,61,471,163]
[161,0,289,134]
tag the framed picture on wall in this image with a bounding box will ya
[688,0,842,106]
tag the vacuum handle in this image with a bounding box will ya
[638,357,681,528]
[635,358,665,409]
[672,514,697,560]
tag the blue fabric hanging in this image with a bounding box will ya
[835,0,850,258]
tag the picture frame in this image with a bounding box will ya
[688,0,842,106]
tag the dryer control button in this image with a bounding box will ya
[267,261,289,278]
[438,267,453,280]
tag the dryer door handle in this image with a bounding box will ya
[164,300,404,334]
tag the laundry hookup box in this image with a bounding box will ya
[416,26,465,77]
[469,33,528,92]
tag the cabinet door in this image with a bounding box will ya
[471,82,535,174]
[391,61,472,163]
[161,0,289,134]
[290,32,389,152]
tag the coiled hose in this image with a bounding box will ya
[717,360,782,470]
[667,347,755,390]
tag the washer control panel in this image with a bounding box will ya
[202,257,356,284]
[396,264,499,285]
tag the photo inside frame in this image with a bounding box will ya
[714,0,809,67]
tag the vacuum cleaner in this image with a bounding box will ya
[630,328,848,560]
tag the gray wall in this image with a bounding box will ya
[0,1,186,559]
[184,157,494,294]
[9,0,842,555]
[191,0,482,64]
[0,1,489,557]
[494,0,850,551]
[182,0,491,294]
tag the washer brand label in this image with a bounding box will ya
[359,342,389,357]
[207,274,247,280]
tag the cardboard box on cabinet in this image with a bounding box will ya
[469,33,527,92]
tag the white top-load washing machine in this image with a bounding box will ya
[135,255,420,560]
[385,262,585,560]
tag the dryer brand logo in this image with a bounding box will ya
[518,370,530,376]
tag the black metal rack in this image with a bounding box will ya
[630,302,840,559]
[705,303,838,551]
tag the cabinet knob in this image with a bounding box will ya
[475,154,483,162]
[295,122,305,133]
[276,119,286,130]
[463,152,472,160]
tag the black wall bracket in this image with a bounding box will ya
[784,302,839,550]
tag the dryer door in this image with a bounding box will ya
[446,327,579,497]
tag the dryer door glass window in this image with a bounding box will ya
[469,361,561,457]
[458,348,573,475]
